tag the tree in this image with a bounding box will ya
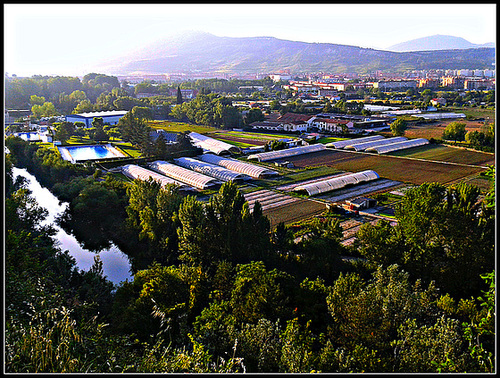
[230,261,291,324]
[126,178,183,265]
[117,112,153,155]
[176,86,183,105]
[73,99,94,114]
[392,182,494,298]
[30,94,46,106]
[245,108,265,125]
[442,121,466,142]
[390,119,407,137]
[130,106,153,120]
[54,121,76,143]
[31,102,58,119]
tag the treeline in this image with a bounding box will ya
[5,73,172,119]
[170,93,243,129]
[441,121,495,152]
[4,137,495,373]
[136,77,276,96]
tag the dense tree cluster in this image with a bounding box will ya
[4,140,495,372]
[170,93,243,129]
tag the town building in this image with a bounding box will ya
[310,117,353,133]
[345,197,377,211]
[372,80,417,91]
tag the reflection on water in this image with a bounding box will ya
[12,167,133,285]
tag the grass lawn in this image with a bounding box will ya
[219,139,257,148]
[445,106,495,122]
[317,136,347,144]
[112,142,142,158]
[149,120,218,134]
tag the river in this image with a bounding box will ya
[12,167,133,285]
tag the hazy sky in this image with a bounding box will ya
[4,3,496,77]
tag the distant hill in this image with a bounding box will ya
[96,31,495,75]
[387,34,495,52]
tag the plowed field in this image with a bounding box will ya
[281,149,489,185]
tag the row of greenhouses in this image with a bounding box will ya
[293,170,380,196]
[120,153,278,191]
[247,144,326,162]
[365,138,429,153]
[325,135,429,154]
[121,164,193,192]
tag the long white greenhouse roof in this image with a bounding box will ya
[293,170,379,196]
[366,138,429,154]
[325,135,385,149]
[344,136,407,151]
[189,132,241,155]
[148,160,221,190]
[71,110,128,118]
[198,153,278,178]
[121,164,190,191]
[173,157,250,182]
[247,144,326,162]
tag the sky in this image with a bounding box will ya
[4,3,497,77]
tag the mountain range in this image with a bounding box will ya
[96,31,495,76]
[387,34,495,52]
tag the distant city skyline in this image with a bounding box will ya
[4,3,496,77]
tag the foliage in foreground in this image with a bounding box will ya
[4,150,495,373]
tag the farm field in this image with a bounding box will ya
[150,120,218,134]
[396,117,491,140]
[386,144,495,166]
[210,130,299,147]
[259,197,327,228]
[276,149,489,186]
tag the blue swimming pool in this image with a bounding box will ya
[58,144,127,163]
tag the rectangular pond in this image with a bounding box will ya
[58,144,128,163]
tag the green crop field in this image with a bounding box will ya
[150,120,218,134]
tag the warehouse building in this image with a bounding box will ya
[66,110,128,127]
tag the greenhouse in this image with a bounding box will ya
[325,135,385,149]
[293,170,380,196]
[247,144,326,162]
[189,132,241,155]
[173,157,250,182]
[120,164,191,191]
[365,138,429,154]
[198,153,278,179]
[343,137,407,151]
[148,160,221,190]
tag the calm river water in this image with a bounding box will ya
[12,167,133,285]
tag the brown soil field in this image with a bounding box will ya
[281,150,488,186]
[262,198,327,228]
[384,119,489,140]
